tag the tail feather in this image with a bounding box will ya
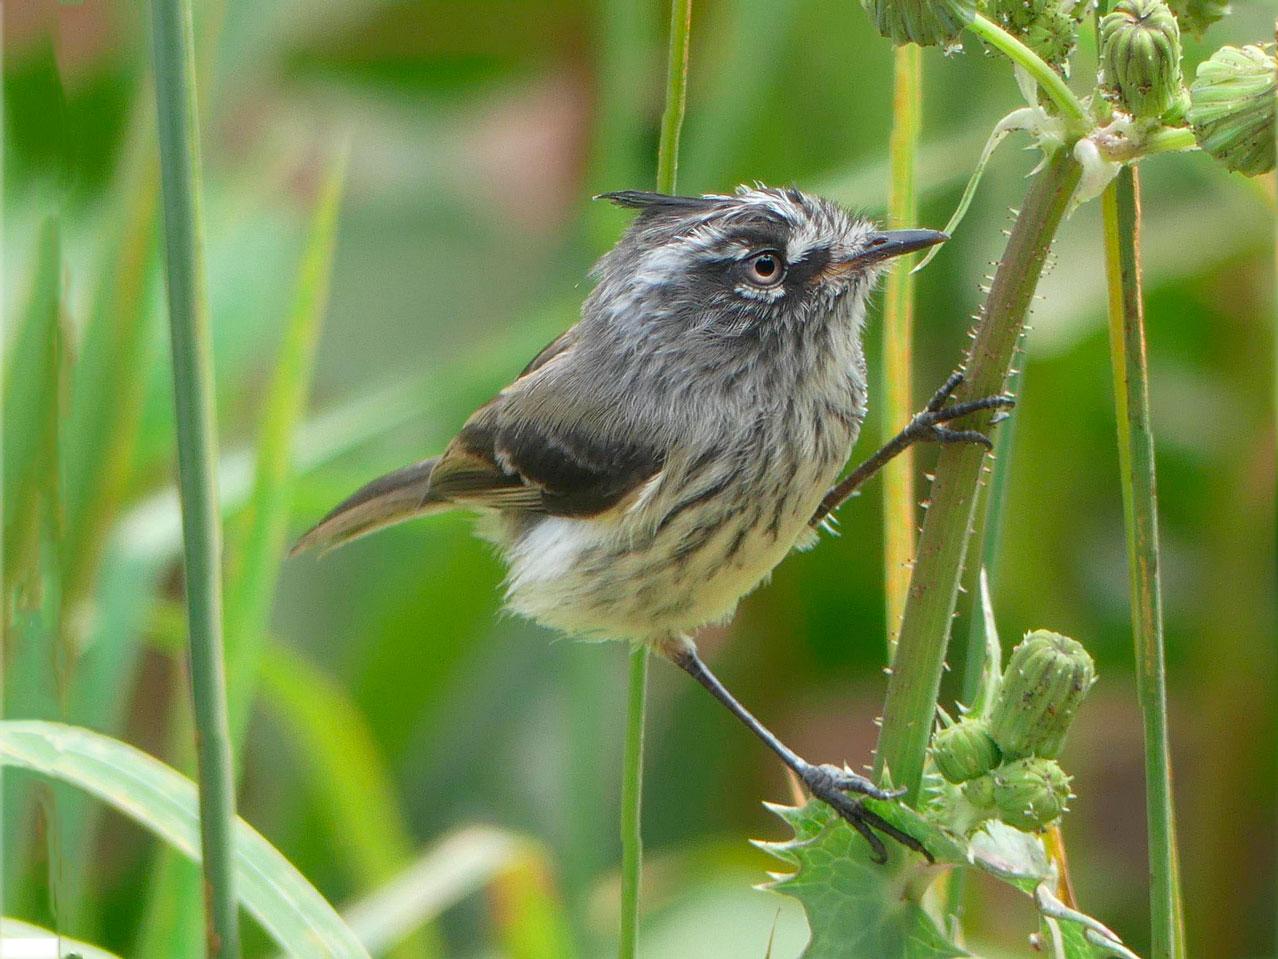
[291,457,444,556]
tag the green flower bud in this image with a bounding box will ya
[1100,0,1183,119]
[992,0,1080,76]
[991,757,1071,831]
[1166,0,1229,37]
[990,630,1095,760]
[932,719,1002,784]
[962,772,997,810]
[862,0,975,48]
[1188,45,1277,177]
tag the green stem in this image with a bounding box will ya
[965,14,1089,128]
[1100,166,1186,959]
[881,43,923,660]
[617,646,649,959]
[874,150,1081,803]
[1137,126,1197,159]
[618,2,691,956]
[149,0,240,956]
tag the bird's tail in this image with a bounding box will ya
[290,457,446,556]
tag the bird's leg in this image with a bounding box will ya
[811,370,1014,527]
[657,637,931,864]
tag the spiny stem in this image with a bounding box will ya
[882,43,923,660]
[149,0,240,954]
[1100,165,1186,959]
[965,13,1089,128]
[618,2,692,956]
[875,150,1081,804]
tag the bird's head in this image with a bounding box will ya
[590,185,945,340]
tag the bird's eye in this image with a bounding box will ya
[744,251,785,288]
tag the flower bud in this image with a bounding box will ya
[989,630,1095,760]
[962,772,997,810]
[1167,0,1229,37]
[991,757,1071,831]
[863,0,975,48]
[992,0,1080,75]
[932,719,1002,784]
[1188,44,1276,177]
[1100,0,1183,119]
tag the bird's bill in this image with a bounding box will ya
[834,228,948,270]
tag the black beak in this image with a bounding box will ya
[836,228,948,270]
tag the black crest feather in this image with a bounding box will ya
[595,191,730,216]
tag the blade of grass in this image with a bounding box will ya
[149,0,239,951]
[875,150,1081,803]
[619,3,692,957]
[259,645,443,959]
[1100,165,1185,959]
[0,720,370,958]
[881,43,923,660]
[339,827,531,957]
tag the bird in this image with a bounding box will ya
[292,185,1013,862]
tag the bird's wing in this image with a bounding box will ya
[429,344,666,517]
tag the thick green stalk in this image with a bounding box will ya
[618,3,691,956]
[881,43,923,659]
[875,150,1081,803]
[1100,166,1185,959]
[149,0,240,955]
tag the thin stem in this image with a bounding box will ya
[875,150,1081,803]
[618,2,692,957]
[882,43,923,660]
[655,0,693,195]
[617,645,648,959]
[965,14,1089,128]
[149,0,239,955]
[1136,126,1197,159]
[1100,165,1186,959]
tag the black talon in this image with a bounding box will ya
[798,763,930,864]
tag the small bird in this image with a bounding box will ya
[294,186,1012,862]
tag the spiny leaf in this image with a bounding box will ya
[759,801,965,959]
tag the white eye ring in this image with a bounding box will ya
[744,251,785,287]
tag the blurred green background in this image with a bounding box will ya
[4,0,1275,956]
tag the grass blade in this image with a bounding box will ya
[0,720,370,959]
[149,0,239,951]
[881,43,922,658]
[1100,165,1186,959]
[224,149,348,743]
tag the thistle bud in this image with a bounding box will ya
[932,719,1002,784]
[1188,45,1276,177]
[1100,0,1183,119]
[990,0,1081,76]
[962,772,997,810]
[863,0,975,48]
[989,630,1095,760]
[1167,0,1229,37]
[991,757,1071,831]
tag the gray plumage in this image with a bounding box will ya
[295,185,930,647]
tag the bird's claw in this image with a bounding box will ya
[798,763,933,865]
[909,371,1014,451]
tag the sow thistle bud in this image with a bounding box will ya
[1188,45,1277,177]
[863,0,975,48]
[992,0,1080,76]
[989,630,1095,760]
[932,718,1002,784]
[990,757,1071,831]
[1100,0,1183,119]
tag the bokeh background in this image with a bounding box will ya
[4,0,1276,956]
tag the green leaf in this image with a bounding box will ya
[967,569,1003,717]
[0,720,371,959]
[1,917,122,959]
[758,801,965,958]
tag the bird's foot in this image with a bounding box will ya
[797,763,933,865]
[905,370,1015,450]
